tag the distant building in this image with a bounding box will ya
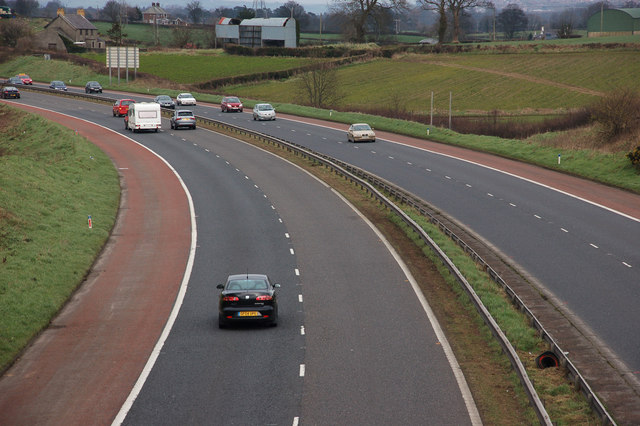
[587,8,640,37]
[143,3,169,25]
[41,8,105,51]
[216,17,297,48]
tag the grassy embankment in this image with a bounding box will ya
[0,104,120,372]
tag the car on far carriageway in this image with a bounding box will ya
[216,274,280,328]
[347,123,376,143]
[170,109,196,130]
[253,103,276,121]
[49,80,68,91]
[85,81,102,93]
[176,92,196,106]
[220,96,243,113]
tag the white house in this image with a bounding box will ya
[216,17,297,48]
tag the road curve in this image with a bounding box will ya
[0,103,193,425]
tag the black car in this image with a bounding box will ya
[217,274,280,328]
[1,86,20,99]
[49,80,67,91]
[154,95,175,109]
[85,81,102,93]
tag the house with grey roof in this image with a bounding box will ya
[43,8,104,50]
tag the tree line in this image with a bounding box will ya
[1,0,639,44]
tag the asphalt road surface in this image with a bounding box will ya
[1,92,478,425]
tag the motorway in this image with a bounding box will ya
[0,92,478,424]
[116,88,640,373]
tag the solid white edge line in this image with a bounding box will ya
[280,115,640,223]
[110,134,198,425]
[329,188,482,426]
[11,108,200,422]
[20,106,199,425]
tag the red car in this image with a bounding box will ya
[221,96,243,113]
[16,73,32,85]
[113,99,135,117]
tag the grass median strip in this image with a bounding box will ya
[0,104,120,372]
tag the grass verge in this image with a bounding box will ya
[0,104,120,372]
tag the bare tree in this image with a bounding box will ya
[187,1,204,24]
[172,26,192,48]
[298,64,340,108]
[447,0,481,43]
[102,0,121,23]
[14,0,39,17]
[0,17,31,47]
[332,0,407,42]
[497,3,527,40]
[417,0,446,43]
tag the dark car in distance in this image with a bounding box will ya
[49,80,67,91]
[154,95,175,109]
[1,86,20,99]
[217,274,280,328]
[85,81,103,93]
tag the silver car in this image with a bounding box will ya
[347,123,376,143]
[170,109,196,130]
[253,103,276,121]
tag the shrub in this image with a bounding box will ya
[627,146,640,170]
[590,88,640,139]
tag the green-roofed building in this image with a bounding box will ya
[587,8,640,37]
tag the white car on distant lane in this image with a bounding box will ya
[253,103,276,121]
[176,92,196,106]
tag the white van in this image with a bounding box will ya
[125,102,161,132]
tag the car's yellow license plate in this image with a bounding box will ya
[238,311,260,317]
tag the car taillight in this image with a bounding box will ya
[223,296,239,301]
[256,295,272,301]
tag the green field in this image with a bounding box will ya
[224,50,640,113]
[92,21,212,47]
[0,104,120,371]
[81,50,318,84]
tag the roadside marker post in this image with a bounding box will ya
[88,215,92,229]
[558,154,561,165]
